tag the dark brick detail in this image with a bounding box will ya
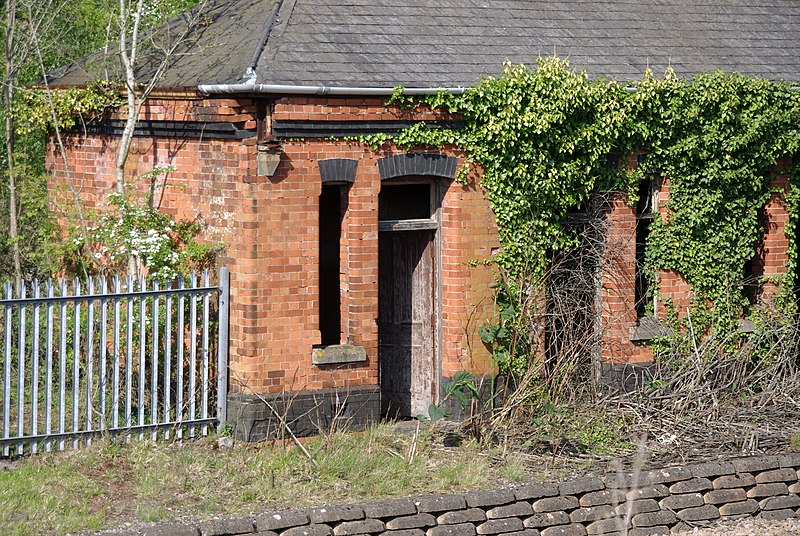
[759,493,800,510]
[540,524,587,536]
[532,496,579,513]
[309,507,364,524]
[759,509,797,520]
[363,500,417,519]
[690,461,735,478]
[599,362,655,394]
[631,510,676,527]
[465,489,516,508]
[584,518,623,535]
[524,512,571,529]
[675,505,720,522]
[668,478,712,494]
[275,120,466,139]
[318,158,358,185]
[199,518,255,535]
[229,387,381,441]
[515,484,559,501]
[646,467,693,485]
[385,530,426,536]
[559,478,604,496]
[257,512,311,532]
[626,485,669,501]
[569,506,614,523]
[731,456,782,473]
[282,525,333,536]
[142,524,200,536]
[704,488,746,505]
[747,483,789,498]
[579,490,626,507]
[712,473,755,489]
[332,519,385,535]
[658,493,703,510]
[718,500,759,516]
[427,523,478,536]
[437,510,487,525]
[486,502,533,519]
[414,495,467,513]
[80,119,255,140]
[476,518,525,535]
[755,468,798,484]
[386,514,437,530]
[615,499,659,516]
[377,154,459,181]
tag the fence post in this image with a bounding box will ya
[217,267,230,431]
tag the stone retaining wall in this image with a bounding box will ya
[115,454,800,536]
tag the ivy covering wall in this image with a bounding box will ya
[375,58,800,328]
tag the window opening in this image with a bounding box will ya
[378,183,432,221]
[635,172,658,317]
[319,184,347,345]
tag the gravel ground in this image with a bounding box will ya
[668,517,800,535]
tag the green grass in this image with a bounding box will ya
[0,425,534,535]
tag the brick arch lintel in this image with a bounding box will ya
[318,158,358,184]
[377,153,458,181]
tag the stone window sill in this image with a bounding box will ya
[630,316,672,342]
[312,344,366,365]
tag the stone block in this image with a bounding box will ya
[759,494,800,511]
[569,505,615,523]
[690,461,735,478]
[559,477,604,496]
[659,492,704,510]
[386,514,437,530]
[309,507,364,524]
[669,522,691,534]
[142,524,199,536]
[712,473,754,489]
[731,456,781,473]
[476,518,525,535]
[631,510,676,528]
[466,489,516,508]
[718,499,758,516]
[487,502,533,519]
[257,512,310,532]
[760,509,797,520]
[282,525,333,536]
[646,466,693,484]
[332,519,384,535]
[427,524,477,536]
[668,477,712,494]
[437,509,487,525]
[524,512,570,529]
[514,484,559,501]
[385,530,426,536]
[615,499,659,516]
[414,495,467,513]
[580,490,626,507]
[540,524,587,536]
[495,531,540,536]
[675,505,719,522]
[703,488,747,505]
[626,485,668,501]
[585,517,625,535]
[628,527,670,536]
[199,518,255,536]
[747,483,789,498]
[755,468,798,484]
[363,500,417,519]
[532,496,578,513]
[778,453,800,468]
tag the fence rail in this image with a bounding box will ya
[0,267,229,456]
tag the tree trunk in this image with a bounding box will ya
[5,0,22,280]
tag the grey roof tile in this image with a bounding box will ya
[50,0,800,89]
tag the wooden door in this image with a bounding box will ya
[378,230,435,418]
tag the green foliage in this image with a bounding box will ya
[478,277,531,374]
[13,82,119,136]
[371,57,800,337]
[64,192,221,279]
[423,371,479,422]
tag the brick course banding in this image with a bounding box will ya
[110,455,800,536]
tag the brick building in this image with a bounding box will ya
[48,0,800,437]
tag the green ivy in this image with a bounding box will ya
[12,82,119,136]
[363,58,800,333]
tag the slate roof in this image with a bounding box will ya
[50,0,800,89]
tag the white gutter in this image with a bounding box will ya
[197,83,467,96]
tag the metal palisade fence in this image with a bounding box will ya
[0,268,230,456]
